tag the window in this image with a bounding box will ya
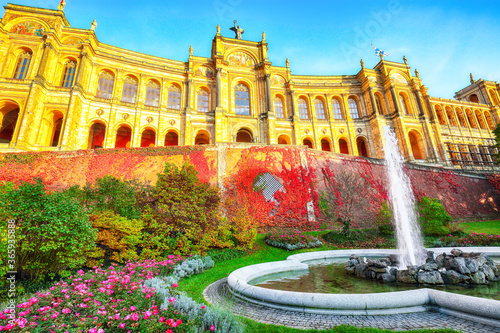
[466,110,476,128]
[348,98,359,119]
[235,84,250,115]
[446,109,457,127]
[62,61,77,88]
[274,97,284,118]
[97,71,114,99]
[375,94,385,115]
[197,89,209,112]
[314,99,326,120]
[145,81,160,107]
[168,85,181,110]
[298,98,309,119]
[14,51,32,79]
[121,76,138,104]
[399,95,409,115]
[331,99,343,119]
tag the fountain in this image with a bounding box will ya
[382,125,425,269]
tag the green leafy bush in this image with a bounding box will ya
[140,161,222,256]
[264,229,322,251]
[0,178,96,281]
[417,197,452,236]
[85,211,143,267]
[322,229,395,249]
[438,232,500,247]
[206,248,246,263]
[376,202,394,236]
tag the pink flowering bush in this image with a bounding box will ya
[439,232,500,247]
[264,229,322,251]
[0,256,215,332]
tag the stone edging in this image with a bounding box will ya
[227,247,500,326]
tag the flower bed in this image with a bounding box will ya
[264,229,322,251]
[438,232,500,247]
[0,255,239,332]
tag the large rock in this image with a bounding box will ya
[387,254,398,266]
[440,270,470,284]
[479,265,496,281]
[397,270,417,284]
[366,259,388,268]
[435,253,446,268]
[421,262,439,271]
[408,265,419,276]
[417,270,444,285]
[381,273,396,283]
[348,259,359,267]
[354,263,368,278]
[470,271,486,284]
[426,251,435,263]
[465,258,479,273]
[451,257,471,275]
[451,248,463,257]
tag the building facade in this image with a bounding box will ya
[1,4,499,170]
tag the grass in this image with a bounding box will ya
[178,233,461,333]
[459,220,500,234]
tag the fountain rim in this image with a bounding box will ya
[226,247,500,325]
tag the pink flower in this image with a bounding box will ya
[114,314,120,320]
[143,311,152,320]
[119,323,126,328]
[172,283,178,288]
[168,297,176,303]
[201,305,205,309]
[129,306,136,311]
[211,325,215,331]
[130,313,139,321]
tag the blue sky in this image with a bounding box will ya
[3,0,500,99]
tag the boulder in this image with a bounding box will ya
[479,265,496,281]
[381,273,396,283]
[470,271,486,284]
[408,265,419,276]
[435,253,446,268]
[366,259,388,268]
[354,263,368,278]
[417,270,444,285]
[348,259,359,267]
[440,270,470,284]
[389,267,398,276]
[451,257,471,275]
[397,270,417,284]
[349,254,360,261]
[368,267,387,273]
[426,251,435,263]
[345,266,356,274]
[465,258,479,273]
[388,254,398,266]
[421,262,439,271]
[451,248,463,257]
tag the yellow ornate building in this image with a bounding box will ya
[1,4,499,170]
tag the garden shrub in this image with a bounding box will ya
[0,178,96,281]
[140,161,222,256]
[206,248,246,263]
[65,175,147,220]
[264,229,322,251]
[322,229,395,249]
[376,202,394,236]
[417,197,452,236]
[85,211,143,267]
[437,232,500,247]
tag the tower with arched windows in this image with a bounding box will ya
[0,3,499,171]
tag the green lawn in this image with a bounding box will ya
[459,220,500,234]
[178,234,458,333]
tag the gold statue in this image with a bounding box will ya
[189,45,193,56]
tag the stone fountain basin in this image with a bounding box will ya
[227,247,500,327]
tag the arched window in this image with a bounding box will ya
[456,109,467,128]
[435,106,447,126]
[339,138,349,154]
[314,99,326,120]
[409,131,425,160]
[97,71,114,99]
[321,138,331,152]
[145,81,160,107]
[375,94,386,115]
[446,108,457,127]
[348,98,359,119]
[469,94,480,103]
[235,84,250,115]
[13,51,32,79]
[197,89,209,112]
[277,134,290,144]
[399,93,410,115]
[484,112,495,130]
[303,138,313,149]
[121,76,138,104]
[164,131,178,146]
[356,137,368,157]
[115,125,132,148]
[236,129,253,143]
[0,105,20,144]
[62,60,77,88]
[331,99,343,120]
[141,129,156,147]
[88,123,106,149]
[489,89,500,105]
[168,85,181,110]
[274,97,284,119]
[195,130,210,145]
[475,111,487,129]
[466,110,477,128]
[298,98,309,119]
[51,116,63,147]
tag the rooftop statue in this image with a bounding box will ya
[230,20,244,40]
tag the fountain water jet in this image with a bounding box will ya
[383,126,425,269]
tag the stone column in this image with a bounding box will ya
[216,68,221,108]
[265,74,272,112]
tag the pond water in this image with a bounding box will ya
[251,256,500,300]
